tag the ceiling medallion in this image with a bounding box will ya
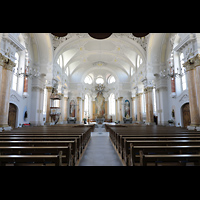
[88,33,112,40]
[132,33,149,38]
[93,61,107,67]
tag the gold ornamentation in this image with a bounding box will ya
[0,53,16,71]
[183,53,200,72]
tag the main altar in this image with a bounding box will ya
[94,84,106,124]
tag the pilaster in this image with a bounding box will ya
[118,97,123,122]
[136,93,143,123]
[183,54,200,130]
[0,53,16,131]
[77,97,82,123]
[45,86,53,124]
[144,87,154,125]
[131,97,135,121]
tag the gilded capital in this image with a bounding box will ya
[136,92,143,97]
[46,86,53,93]
[0,53,16,71]
[144,87,153,93]
[118,97,123,101]
[131,97,135,101]
[183,53,200,72]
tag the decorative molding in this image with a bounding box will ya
[136,92,143,97]
[173,34,196,53]
[183,53,200,72]
[93,61,107,67]
[127,33,150,52]
[179,93,189,103]
[0,53,16,71]
[144,86,153,93]
[10,94,20,102]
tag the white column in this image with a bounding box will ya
[39,88,45,125]
[159,86,169,126]
[45,86,53,124]
[30,75,45,126]
[30,86,40,126]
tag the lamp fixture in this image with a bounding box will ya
[13,65,40,78]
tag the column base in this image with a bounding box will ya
[187,125,196,130]
[187,124,200,131]
[3,126,12,131]
[196,126,200,131]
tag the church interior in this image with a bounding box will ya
[1,33,200,166]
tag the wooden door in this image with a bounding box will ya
[182,103,191,128]
[8,103,17,129]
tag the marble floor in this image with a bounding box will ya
[78,127,123,166]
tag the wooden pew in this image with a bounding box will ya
[8,127,91,149]
[0,124,94,166]
[130,144,200,166]
[0,155,62,166]
[106,124,200,166]
[0,140,77,165]
[141,154,200,166]
[0,136,82,159]
[0,146,71,166]
[121,136,200,161]
[124,140,200,165]
[107,125,198,150]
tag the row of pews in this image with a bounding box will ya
[0,124,95,166]
[105,124,200,166]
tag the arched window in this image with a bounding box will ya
[180,53,187,91]
[96,76,104,84]
[131,67,134,76]
[57,55,63,68]
[65,66,69,76]
[137,55,143,68]
[109,93,115,115]
[12,52,19,91]
[84,75,93,84]
[108,75,115,84]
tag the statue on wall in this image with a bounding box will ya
[70,100,76,117]
[124,99,130,118]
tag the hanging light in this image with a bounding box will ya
[132,33,149,38]
[51,33,68,37]
[88,33,112,39]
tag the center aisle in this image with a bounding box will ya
[78,127,123,166]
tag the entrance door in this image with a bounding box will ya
[182,103,191,128]
[8,103,17,129]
